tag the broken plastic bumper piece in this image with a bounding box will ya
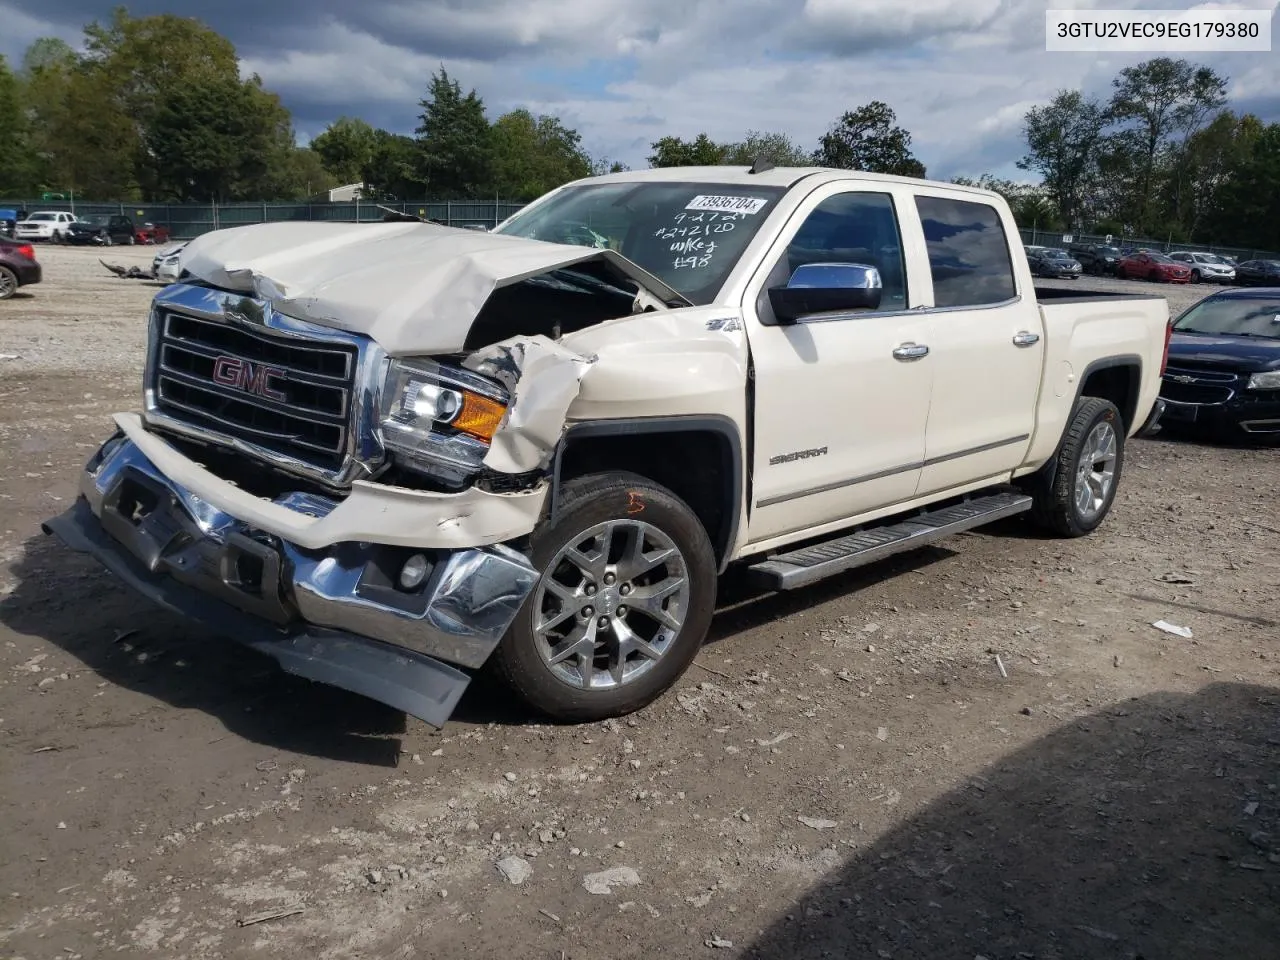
[41,434,538,727]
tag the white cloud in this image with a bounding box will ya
[4,0,1279,178]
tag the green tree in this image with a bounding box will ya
[591,158,630,175]
[280,147,336,200]
[78,8,270,199]
[0,56,35,194]
[310,116,377,185]
[722,130,811,167]
[1208,119,1280,250]
[490,108,592,199]
[414,67,492,199]
[815,101,926,177]
[647,133,727,167]
[1017,90,1107,230]
[363,130,420,200]
[144,74,253,201]
[54,64,140,198]
[1107,57,1227,232]
[144,73,296,201]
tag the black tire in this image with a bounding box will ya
[1026,397,1125,538]
[125,234,135,246]
[492,471,717,722]
[0,265,17,300]
[1191,269,1201,283]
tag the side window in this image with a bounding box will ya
[779,192,907,313]
[914,196,1016,309]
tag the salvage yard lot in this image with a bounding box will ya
[2,245,1277,959]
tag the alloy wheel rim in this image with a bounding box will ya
[1074,421,1118,522]
[531,518,689,691]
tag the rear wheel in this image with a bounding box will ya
[125,234,135,246]
[1027,397,1125,538]
[0,266,17,300]
[1191,269,1201,283]
[492,472,717,722]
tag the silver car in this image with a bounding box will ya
[1168,251,1236,284]
[150,241,188,282]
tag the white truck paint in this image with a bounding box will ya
[44,166,1172,727]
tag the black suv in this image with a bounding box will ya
[1068,242,1123,275]
[64,215,139,246]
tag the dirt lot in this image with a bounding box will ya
[2,245,1277,960]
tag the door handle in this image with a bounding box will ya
[892,343,930,361]
[1012,331,1041,347]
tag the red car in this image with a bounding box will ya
[134,222,171,245]
[1116,251,1192,283]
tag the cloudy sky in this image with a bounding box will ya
[4,0,1277,179]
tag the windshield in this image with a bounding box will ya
[81,215,110,226]
[1044,249,1071,259]
[494,181,787,304]
[1148,253,1174,264]
[1174,295,1280,339]
[1197,253,1227,264]
[1098,246,1120,256]
[28,213,57,222]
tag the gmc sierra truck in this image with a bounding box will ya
[43,165,1171,727]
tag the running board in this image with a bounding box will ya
[747,491,1033,591]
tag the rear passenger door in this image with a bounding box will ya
[909,193,1043,497]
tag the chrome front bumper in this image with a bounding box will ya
[41,434,539,726]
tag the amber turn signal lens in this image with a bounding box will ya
[453,392,507,441]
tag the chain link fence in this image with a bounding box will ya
[0,199,529,240]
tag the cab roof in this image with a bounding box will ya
[564,165,1005,201]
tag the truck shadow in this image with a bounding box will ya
[745,682,1280,960]
[1,532,411,766]
[2,529,961,759]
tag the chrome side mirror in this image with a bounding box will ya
[768,262,883,324]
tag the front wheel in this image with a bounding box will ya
[492,472,717,722]
[0,265,17,300]
[1191,269,1201,283]
[1027,397,1125,537]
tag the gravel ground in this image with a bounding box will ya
[1,246,1277,960]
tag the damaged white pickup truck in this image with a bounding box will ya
[44,165,1172,727]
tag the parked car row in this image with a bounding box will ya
[1055,240,1278,287]
[10,210,171,245]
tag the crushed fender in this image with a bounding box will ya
[463,336,596,474]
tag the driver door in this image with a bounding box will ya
[742,184,934,544]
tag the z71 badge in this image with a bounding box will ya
[769,446,828,466]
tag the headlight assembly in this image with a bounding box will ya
[1246,370,1280,391]
[380,358,509,487]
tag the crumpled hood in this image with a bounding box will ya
[178,221,684,356]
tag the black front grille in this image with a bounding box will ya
[153,312,357,471]
[1161,365,1238,406]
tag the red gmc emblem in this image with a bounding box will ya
[211,355,288,402]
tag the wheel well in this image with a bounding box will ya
[1079,362,1140,432]
[555,423,740,568]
